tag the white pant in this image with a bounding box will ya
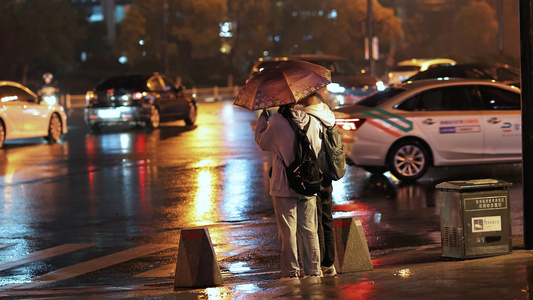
[273,195,321,277]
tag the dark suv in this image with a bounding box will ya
[84,73,197,131]
[249,54,380,108]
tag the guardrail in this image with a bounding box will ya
[65,86,242,108]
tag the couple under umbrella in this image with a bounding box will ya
[234,61,338,280]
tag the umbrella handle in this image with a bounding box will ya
[261,109,270,119]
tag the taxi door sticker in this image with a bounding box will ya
[471,216,502,233]
[439,119,480,134]
[501,122,512,133]
[360,108,413,137]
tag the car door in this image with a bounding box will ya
[405,85,485,161]
[147,75,166,111]
[18,87,50,137]
[478,85,522,156]
[159,76,183,118]
[0,86,24,138]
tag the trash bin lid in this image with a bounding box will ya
[436,179,513,190]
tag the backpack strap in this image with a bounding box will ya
[280,111,311,168]
[281,110,311,134]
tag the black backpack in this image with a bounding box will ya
[309,114,347,181]
[280,111,323,196]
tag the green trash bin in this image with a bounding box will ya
[436,179,512,259]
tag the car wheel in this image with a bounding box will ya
[0,121,5,149]
[46,113,62,143]
[387,140,430,181]
[147,105,160,129]
[184,103,197,126]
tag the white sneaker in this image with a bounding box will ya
[321,265,337,277]
[279,275,299,281]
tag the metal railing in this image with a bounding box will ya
[65,86,242,108]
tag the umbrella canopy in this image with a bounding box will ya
[234,61,332,111]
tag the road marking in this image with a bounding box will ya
[134,243,260,278]
[0,243,94,272]
[3,244,177,290]
[134,263,175,278]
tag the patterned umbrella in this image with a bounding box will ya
[233,61,332,111]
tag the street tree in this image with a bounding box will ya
[452,0,498,59]
[226,0,277,78]
[0,0,86,84]
[323,0,403,64]
[273,0,332,55]
[114,0,226,83]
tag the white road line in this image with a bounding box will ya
[3,244,177,290]
[134,263,175,278]
[133,244,260,278]
[0,243,94,272]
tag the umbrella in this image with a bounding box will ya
[233,61,332,111]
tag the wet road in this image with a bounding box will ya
[0,100,524,292]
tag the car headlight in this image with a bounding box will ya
[327,83,346,94]
[376,81,386,91]
[43,95,58,105]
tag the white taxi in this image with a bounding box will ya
[0,81,67,148]
[333,79,521,181]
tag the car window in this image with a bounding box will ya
[161,76,176,91]
[493,68,520,82]
[357,88,405,107]
[397,86,482,111]
[0,86,35,103]
[428,63,454,69]
[252,61,289,76]
[478,86,520,110]
[96,75,148,91]
[147,77,163,92]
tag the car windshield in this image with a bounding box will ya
[308,60,360,75]
[392,65,420,72]
[253,58,361,77]
[96,75,149,91]
[357,88,406,107]
[253,61,287,75]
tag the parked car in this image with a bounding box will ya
[0,81,67,148]
[387,58,456,85]
[250,54,381,108]
[406,63,521,87]
[85,73,197,131]
[333,78,521,181]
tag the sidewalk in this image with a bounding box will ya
[3,236,529,299]
[169,235,531,299]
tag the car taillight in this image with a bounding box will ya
[85,91,96,106]
[335,118,366,131]
[132,92,144,100]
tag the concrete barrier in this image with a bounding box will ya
[334,217,373,273]
[174,228,223,288]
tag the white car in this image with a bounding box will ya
[333,79,521,181]
[0,81,67,148]
[387,58,456,85]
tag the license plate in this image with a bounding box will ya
[98,110,121,119]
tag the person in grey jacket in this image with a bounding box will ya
[298,93,338,277]
[255,102,322,280]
